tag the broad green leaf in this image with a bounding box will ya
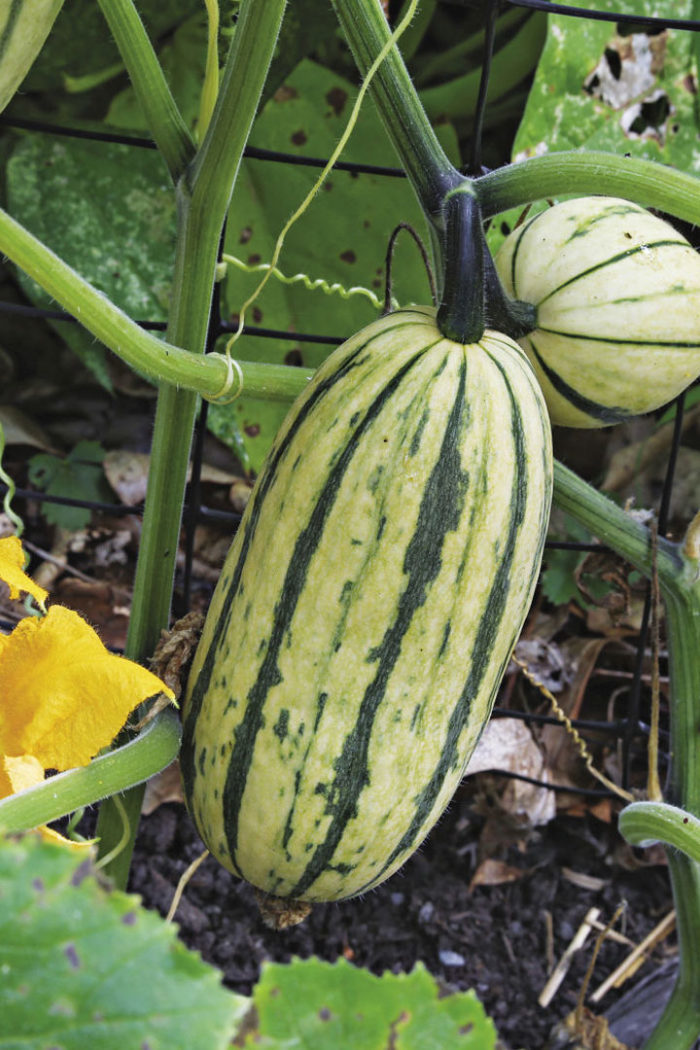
[514,0,697,163]
[0,835,246,1050]
[488,0,699,254]
[6,134,176,388]
[245,957,497,1049]
[27,440,114,530]
[213,59,437,472]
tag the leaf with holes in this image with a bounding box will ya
[0,834,247,1050]
[487,0,699,254]
[242,957,497,1049]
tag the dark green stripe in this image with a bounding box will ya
[537,327,700,350]
[529,337,627,424]
[180,336,372,798]
[287,358,469,898]
[536,240,689,308]
[221,347,434,869]
[0,0,23,61]
[182,318,432,802]
[358,362,532,893]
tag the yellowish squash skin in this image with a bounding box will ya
[181,308,552,903]
[496,197,700,427]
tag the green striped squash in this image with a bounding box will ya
[181,307,552,905]
[0,0,63,114]
[495,197,700,427]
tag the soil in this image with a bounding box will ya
[126,783,676,1050]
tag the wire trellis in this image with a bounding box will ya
[0,0,698,803]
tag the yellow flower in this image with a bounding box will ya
[0,538,174,846]
[0,535,48,608]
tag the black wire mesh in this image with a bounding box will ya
[0,0,697,802]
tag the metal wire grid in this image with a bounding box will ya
[0,0,697,801]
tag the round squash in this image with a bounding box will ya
[495,196,700,427]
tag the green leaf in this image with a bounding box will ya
[244,957,497,1049]
[5,133,176,388]
[0,834,247,1050]
[213,59,437,472]
[27,440,113,530]
[514,0,697,162]
[488,0,699,254]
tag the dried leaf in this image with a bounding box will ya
[465,718,556,827]
[468,858,526,891]
[141,761,184,815]
[103,450,241,505]
[0,405,55,451]
[0,605,173,770]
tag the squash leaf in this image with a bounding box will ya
[243,957,497,1049]
[27,440,114,531]
[0,835,246,1050]
[5,136,176,389]
[488,0,699,253]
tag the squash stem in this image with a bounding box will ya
[330,0,462,222]
[0,711,181,834]
[436,185,485,344]
[94,0,288,889]
[555,461,700,1050]
[477,151,700,228]
[96,0,195,180]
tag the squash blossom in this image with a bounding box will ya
[0,535,174,846]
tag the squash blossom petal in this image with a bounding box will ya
[0,535,48,607]
[0,605,175,770]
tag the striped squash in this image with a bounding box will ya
[181,307,552,905]
[0,0,63,114]
[495,197,700,427]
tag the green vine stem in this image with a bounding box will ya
[94,0,288,888]
[96,0,194,180]
[330,0,462,222]
[477,151,700,228]
[0,710,181,834]
[620,801,700,863]
[554,462,700,1050]
[0,207,310,402]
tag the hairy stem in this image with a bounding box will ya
[95,0,288,888]
[477,151,700,227]
[0,711,181,833]
[97,0,194,180]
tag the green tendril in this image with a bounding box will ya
[222,252,396,311]
[0,422,23,537]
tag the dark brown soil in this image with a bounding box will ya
[126,784,675,1050]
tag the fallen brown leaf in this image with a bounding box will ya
[468,858,526,891]
[142,761,184,815]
